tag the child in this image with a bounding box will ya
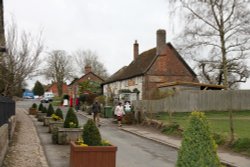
[114,102,125,127]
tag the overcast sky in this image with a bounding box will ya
[4,0,250,89]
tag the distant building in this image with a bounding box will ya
[102,29,199,101]
[45,82,68,97]
[68,65,104,99]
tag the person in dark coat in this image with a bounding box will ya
[92,100,101,127]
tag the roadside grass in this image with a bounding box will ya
[155,110,250,138]
[154,110,250,156]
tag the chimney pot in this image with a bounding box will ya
[156,29,166,55]
[85,65,92,74]
[133,40,139,60]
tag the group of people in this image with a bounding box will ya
[91,101,131,127]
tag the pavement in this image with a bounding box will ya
[4,108,250,167]
[79,111,250,167]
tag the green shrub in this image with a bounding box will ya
[64,107,78,128]
[38,103,43,111]
[47,103,55,117]
[161,122,182,136]
[212,132,227,145]
[231,138,250,154]
[31,103,37,109]
[176,111,222,167]
[41,106,47,113]
[82,119,102,146]
[55,108,64,119]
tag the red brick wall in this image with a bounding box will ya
[47,83,68,96]
[143,47,198,99]
[77,73,103,84]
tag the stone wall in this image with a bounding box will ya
[0,116,16,166]
[0,124,9,166]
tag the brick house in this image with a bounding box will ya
[102,29,199,100]
[46,82,68,96]
[68,66,104,99]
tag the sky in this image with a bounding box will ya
[4,0,250,89]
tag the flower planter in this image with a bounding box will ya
[37,113,47,122]
[43,116,53,126]
[29,108,37,115]
[57,127,82,145]
[70,141,117,167]
[48,120,64,133]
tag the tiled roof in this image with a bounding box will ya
[103,47,157,84]
[104,42,196,84]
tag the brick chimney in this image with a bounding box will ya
[156,29,166,55]
[85,65,91,74]
[133,40,139,60]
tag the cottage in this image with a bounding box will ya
[46,82,68,97]
[102,29,199,101]
[68,65,104,100]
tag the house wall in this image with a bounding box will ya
[47,83,68,96]
[143,48,198,99]
[103,76,144,100]
[68,73,104,98]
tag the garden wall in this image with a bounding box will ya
[133,90,250,113]
[0,124,9,166]
[0,116,16,166]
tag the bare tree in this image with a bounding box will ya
[169,0,250,89]
[0,21,44,97]
[73,49,109,79]
[169,0,250,143]
[44,50,74,97]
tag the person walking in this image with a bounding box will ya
[92,100,101,127]
[115,102,125,127]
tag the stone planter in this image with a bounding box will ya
[36,111,42,118]
[70,141,117,167]
[29,108,37,115]
[37,113,47,122]
[57,127,82,145]
[43,116,53,126]
[48,120,64,133]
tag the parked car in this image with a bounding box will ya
[40,92,54,103]
[23,91,34,99]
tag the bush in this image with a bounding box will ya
[176,111,222,167]
[82,119,102,146]
[31,103,37,109]
[231,138,250,154]
[38,103,43,111]
[161,122,182,136]
[41,106,47,113]
[47,103,55,117]
[55,108,64,119]
[212,133,227,145]
[64,107,78,128]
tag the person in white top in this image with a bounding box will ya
[114,102,125,127]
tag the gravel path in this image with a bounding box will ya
[2,108,48,167]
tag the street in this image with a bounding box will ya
[18,100,178,167]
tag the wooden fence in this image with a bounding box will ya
[133,90,250,113]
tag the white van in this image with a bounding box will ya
[41,92,54,103]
